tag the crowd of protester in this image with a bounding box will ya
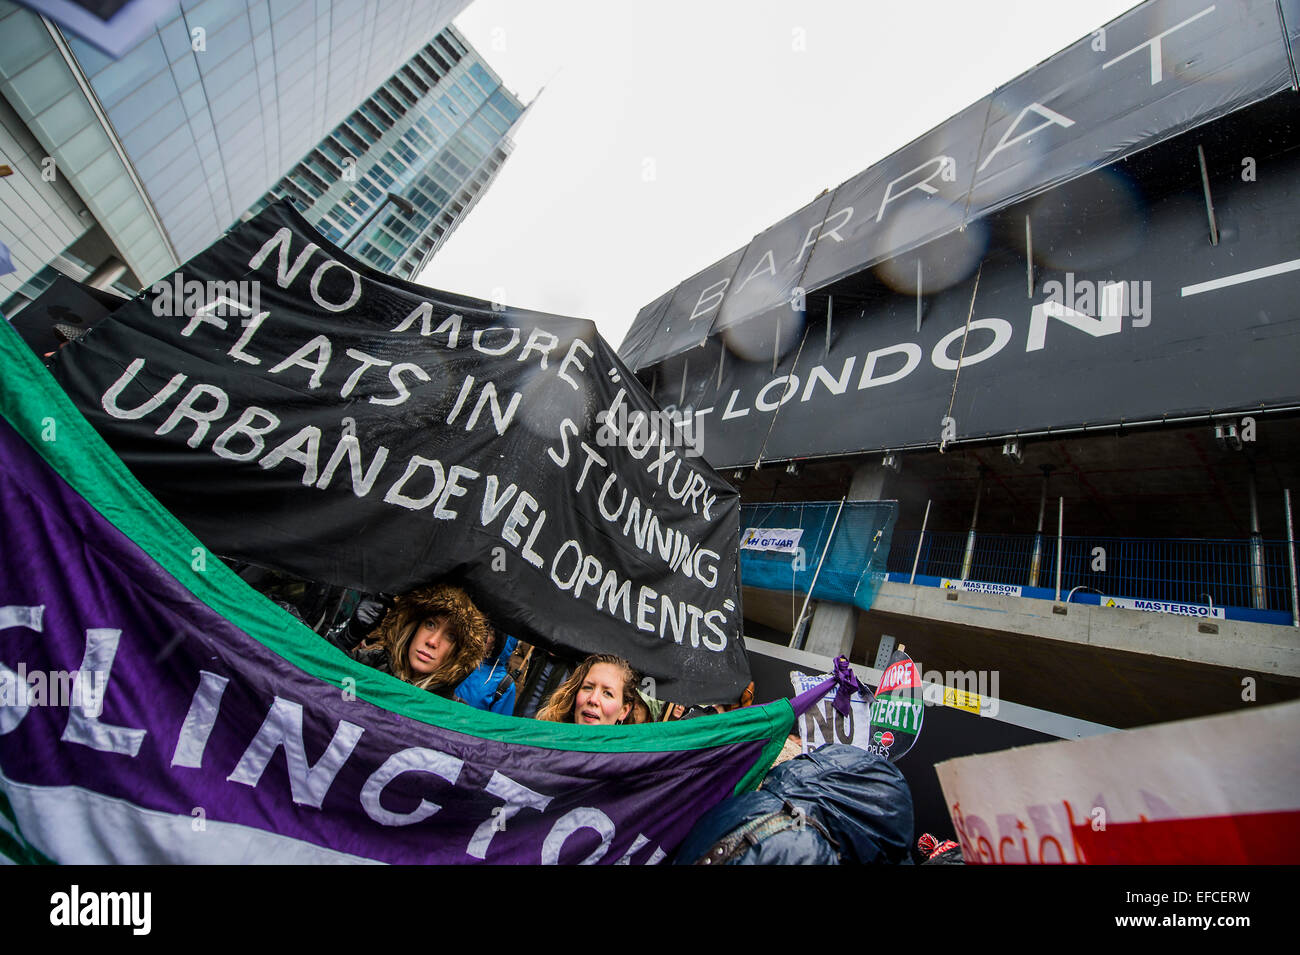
[237,568,744,725]
[234,566,960,863]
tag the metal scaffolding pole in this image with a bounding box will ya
[910,499,932,585]
[1055,496,1065,602]
[1286,488,1299,628]
[960,469,985,580]
[791,497,846,650]
[1025,215,1034,297]
[1028,464,1053,588]
[1197,144,1220,246]
[1249,466,1266,610]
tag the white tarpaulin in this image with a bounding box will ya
[741,528,803,554]
[934,700,1300,864]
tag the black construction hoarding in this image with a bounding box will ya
[714,192,836,334]
[647,119,1300,469]
[626,247,747,373]
[50,202,749,703]
[619,287,674,374]
[622,0,1297,372]
[799,97,993,297]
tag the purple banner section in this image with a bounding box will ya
[0,419,772,864]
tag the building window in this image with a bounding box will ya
[333,205,358,230]
[376,87,407,119]
[418,50,448,82]
[389,76,419,108]
[415,116,442,146]
[449,85,473,112]
[315,218,345,244]
[401,65,430,95]
[469,63,495,93]
[369,164,395,189]
[425,47,454,75]
[359,104,392,133]
[345,117,378,146]
[439,32,467,59]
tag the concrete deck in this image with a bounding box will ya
[743,583,1300,728]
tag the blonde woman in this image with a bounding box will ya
[537,654,639,725]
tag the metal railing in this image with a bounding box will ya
[886,529,1300,615]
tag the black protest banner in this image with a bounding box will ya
[9,274,119,357]
[51,201,748,703]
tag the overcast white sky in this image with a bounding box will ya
[419,0,1141,347]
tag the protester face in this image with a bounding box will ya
[575,663,632,725]
[407,617,456,675]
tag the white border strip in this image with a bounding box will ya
[1180,257,1300,296]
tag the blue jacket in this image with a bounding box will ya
[455,635,517,715]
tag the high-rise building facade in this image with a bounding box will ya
[246,25,525,280]
[0,0,469,313]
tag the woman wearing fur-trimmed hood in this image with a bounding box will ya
[352,583,491,698]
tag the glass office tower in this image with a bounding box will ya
[0,0,468,312]
[246,25,525,280]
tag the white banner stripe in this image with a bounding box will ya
[1,770,382,865]
[1180,257,1300,296]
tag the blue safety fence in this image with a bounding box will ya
[886,529,1299,617]
[739,500,897,610]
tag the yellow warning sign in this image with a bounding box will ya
[943,687,982,714]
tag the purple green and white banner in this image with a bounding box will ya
[0,317,792,864]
